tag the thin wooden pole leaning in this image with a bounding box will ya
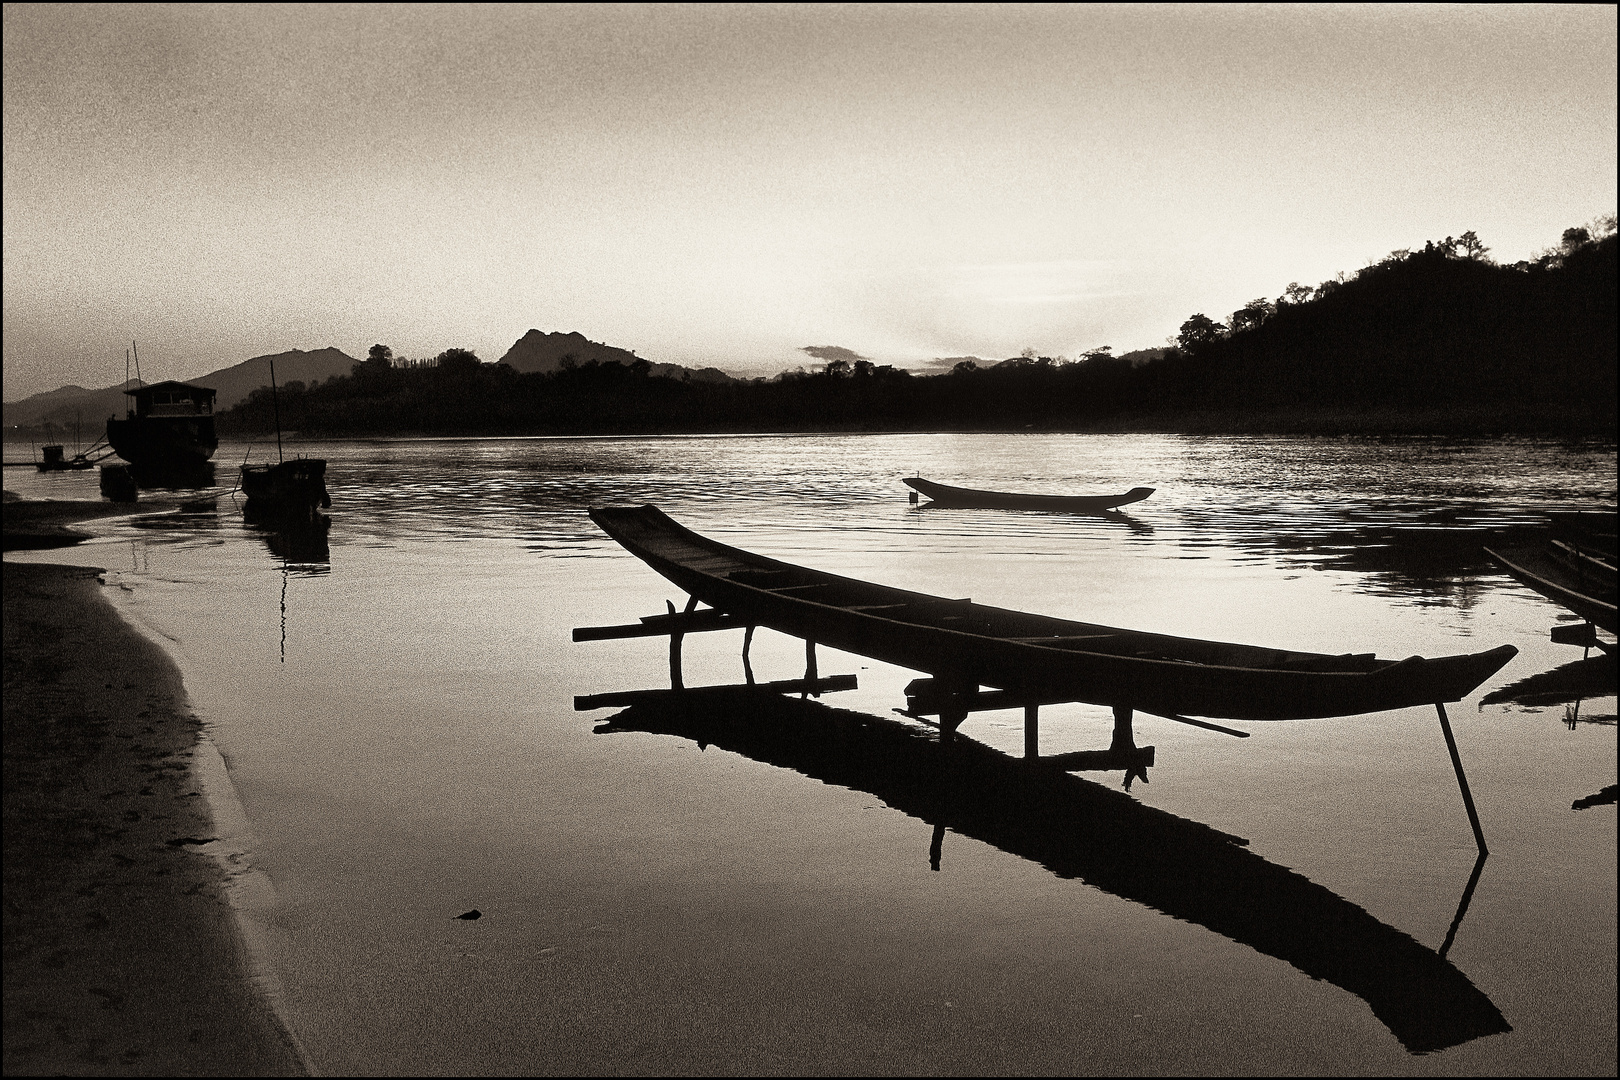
[1435,702,1488,855]
[1024,703,1039,759]
[668,595,698,691]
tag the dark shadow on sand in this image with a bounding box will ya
[595,692,1509,1055]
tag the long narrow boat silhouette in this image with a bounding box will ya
[577,506,1516,861]
[903,475,1155,512]
[594,692,1511,1055]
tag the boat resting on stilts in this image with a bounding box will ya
[902,476,1154,512]
[575,505,1517,850]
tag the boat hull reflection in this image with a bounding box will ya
[595,692,1510,1055]
[244,504,331,570]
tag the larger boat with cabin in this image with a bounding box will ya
[105,380,219,467]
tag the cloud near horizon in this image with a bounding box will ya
[799,346,869,364]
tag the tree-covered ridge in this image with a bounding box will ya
[218,221,1617,437]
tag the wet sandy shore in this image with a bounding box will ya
[2,558,306,1075]
[3,491,220,552]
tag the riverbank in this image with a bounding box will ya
[2,560,306,1075]
[3,491,229,552]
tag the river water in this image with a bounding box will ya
[6,432,1616,1075]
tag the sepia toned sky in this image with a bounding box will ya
[4,3,1615,399]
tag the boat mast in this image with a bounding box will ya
[270,357,283,463]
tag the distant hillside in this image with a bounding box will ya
[496,329,735,384]
[1146,233,1617,419]
[197,347,359,411]
[4,347,359,436]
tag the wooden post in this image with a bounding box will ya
[1436,702,1488,855]
[667,600,684,691]
[1111,704,1135,750]
[667,596,699,691]
[742,624,756,685]
[802,640,818,697]
[1024,703,1040,759]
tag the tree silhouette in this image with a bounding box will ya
[1177,313,1226,351]
[1456,231,1489,261]
[1229,298,1274,334]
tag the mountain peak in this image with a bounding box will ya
[497,329,638,375]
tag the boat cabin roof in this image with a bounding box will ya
[123,380,217,401]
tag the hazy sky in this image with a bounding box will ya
[4,3,1615,399]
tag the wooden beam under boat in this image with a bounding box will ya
[587,505,1516,723]
[902,476,1154,512]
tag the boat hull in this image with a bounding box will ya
[240,459,330,509]
[106,416,217,466]
[589,506,1516,723]
[1486,544,1617,633]
[903,477,1154,512]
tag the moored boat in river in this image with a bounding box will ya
[240,458,330,510]
[105,380,219,468]
[903,476,1154,512]
[586,505,1515,724]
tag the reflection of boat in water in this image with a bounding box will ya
[246,508,331,569]
[105,381,219,468]
[903,476,1154,513]
[1481,653,1616,709]
[595,692,1510,1054]
[586,506,1515,724]
[1485,511,1617,637]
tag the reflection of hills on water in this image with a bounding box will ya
[1189,509,1586,606]
[1481,653,1617,709]
[596,694,1509,1055]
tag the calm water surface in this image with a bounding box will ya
[8,433,1616,1075]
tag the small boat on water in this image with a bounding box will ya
[586,505,1515,723]
[238,357,329,515]
[902,476,1154,512]
[240,457,330,510]
[36,445,96,471]
[1485,509,1618,636]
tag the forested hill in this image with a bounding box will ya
[217,228,1617,438]
[1150,230,1616,421]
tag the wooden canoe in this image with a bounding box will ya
[590,505,1516,722]
[902,476,1154,512]
[1485,544,1617,634]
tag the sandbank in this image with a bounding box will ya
[3,491,221,552]
[3,557,306,1075]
